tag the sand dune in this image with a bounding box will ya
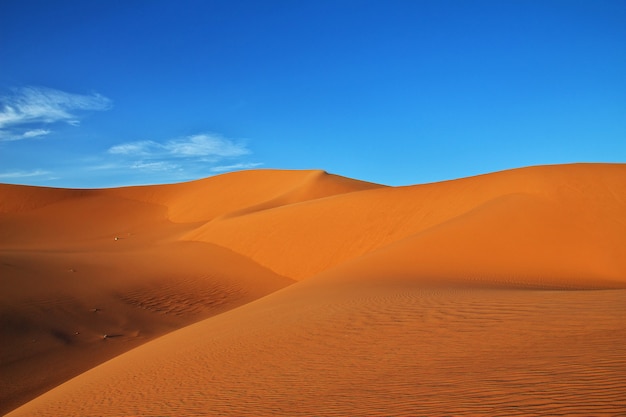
[2,163,626,416]
[183,164,626,283]
[8,276,625,416]
[108,168,383,223]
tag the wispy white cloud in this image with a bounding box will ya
[165,134,249,157]
[85,162,122,171]
[108,140,158,155]
[210,162,263,172]
[82,160,178,174]
[0,128,52,141]
[22,129,51,138]
[104,133,257,179]
[130,161,179,171]
[108,133,249,159]
[0,169,50,179]
[0,86,112,141]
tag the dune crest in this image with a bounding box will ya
[183,163,626,284]
[108,169,383,223]
[2,163,626,416]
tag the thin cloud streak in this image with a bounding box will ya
[130,161,179,171]
[165,134,249,157]
[22,129,51,138]
[108,141,158,155]
[0,86,112,140]
[210,162,263,172]
[108,134,249,159]
[0,128,51,141]
[0,169,50,179]
[104,133,257,180]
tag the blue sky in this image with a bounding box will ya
[1,0,624,187]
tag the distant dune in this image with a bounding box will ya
[2,164,625,416]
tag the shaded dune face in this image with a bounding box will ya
[2,164,626,416]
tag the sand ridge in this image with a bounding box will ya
[107,168,384,223]
[183,163,626,283]
[2,163,626,416]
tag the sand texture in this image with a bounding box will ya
[2,164,626,416]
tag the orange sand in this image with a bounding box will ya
[2,164,625,416]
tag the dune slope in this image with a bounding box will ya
[7,267,626,416]
[1,169,377,413]
[184,163,626,283]
[2,163,626,416]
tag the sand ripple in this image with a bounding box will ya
[9,286,626,416]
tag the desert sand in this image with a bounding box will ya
[2,163,625,416]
